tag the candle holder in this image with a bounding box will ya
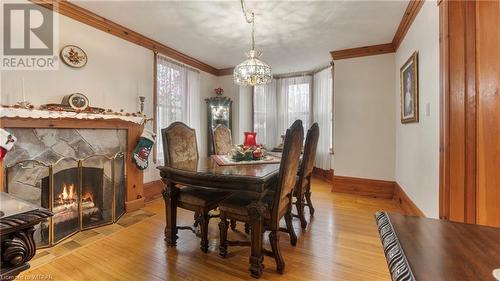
[17,101,33,109]
[139,96,145,113]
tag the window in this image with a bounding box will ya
[156,54,200,164]
[286,82,311,132]
[253,86,267,143]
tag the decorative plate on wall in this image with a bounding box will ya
[60,45,88,68]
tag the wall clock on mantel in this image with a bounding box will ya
[62,93,89,111]
[60,45,88,68]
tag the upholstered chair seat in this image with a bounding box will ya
[161,122,230,253]
[292,123,320,228]
[218,120,304,276]
[178,187,229,207]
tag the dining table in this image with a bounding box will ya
[157,156,281,278]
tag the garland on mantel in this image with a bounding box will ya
[1,103,145,118]
[0,104,150,125]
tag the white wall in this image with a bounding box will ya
[334,53,396,181]
[394,0,439,218]
[0,11,219,183]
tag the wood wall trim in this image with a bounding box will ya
[393,182,425,217]
[332,175,395,199]
[144,180,163,202]
[312,167,334,183]
[330,43,395,60]
[217,67,234,76]
[392,0,426,50]
[31,0,220,76]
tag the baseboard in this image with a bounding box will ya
[332,175,395,199]
[125,197,145,211]
[393,182,425,217]
[312,167,334,182]
[144,180,163,202]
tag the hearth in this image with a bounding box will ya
[5,153,126,248]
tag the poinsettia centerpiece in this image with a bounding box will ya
[229,144,267,162]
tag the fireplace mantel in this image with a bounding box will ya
[0,116,146,211]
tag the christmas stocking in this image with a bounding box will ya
[0,128,16,161]
[132,128,156,170]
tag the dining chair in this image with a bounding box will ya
[212,124,233,155]
[218,120,304,275]
[293,123,319,228]
[161,121,230,253]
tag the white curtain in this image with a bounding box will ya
[156,54,200,164]
[277,76,312,137]
[253,80,278,149]
[312,67,333,170]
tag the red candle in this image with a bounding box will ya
[244,132,257,147]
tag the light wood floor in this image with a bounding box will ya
[21,178,402,281]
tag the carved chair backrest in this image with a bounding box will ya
[296,123,320,194]
[271,120,304,225]
[161,122,199,166]
[212,125,233,155]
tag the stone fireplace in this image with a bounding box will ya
[3,128,127,248]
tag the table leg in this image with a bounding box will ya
[161,180,179,247]
[247,201,267,278]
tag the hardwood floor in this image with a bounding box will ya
[21,178,402,281]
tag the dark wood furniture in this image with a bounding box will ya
[160,122,230,253]
[218,120,304,277]
[205,96,232,156]
[375,211,500,281]
[0,192,53,279]
[158,156,280,278]
[293,123,319,228]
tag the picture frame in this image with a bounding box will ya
[400,51,419,123]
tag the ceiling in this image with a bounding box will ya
[72,0,409,74]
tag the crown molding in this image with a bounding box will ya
[217,67,234,76]
[392,0,426,50]
[30,0,220,76]
[330,0,425,60]
[330,43,395,60]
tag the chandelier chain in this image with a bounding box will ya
[240,0,255,51]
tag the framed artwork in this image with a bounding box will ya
[400,51,419,123]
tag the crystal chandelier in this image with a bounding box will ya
[233,0,272,86]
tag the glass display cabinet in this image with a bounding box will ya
[205,96,232,155]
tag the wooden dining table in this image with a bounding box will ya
[157,156,280,277]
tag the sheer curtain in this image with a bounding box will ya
[253,80,278,149]
[156,54,200,164]
[277,76,312,136]
[312,67,333,170]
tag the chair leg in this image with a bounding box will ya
[285,209,297,246]
[193,211,200,227]
[199,212,210,253]
[218,213,229,257]
[230,219,237,231]
[305,183,315,216]
[244,223,250,234]
[295,196,308,229]
[269,230,285,274]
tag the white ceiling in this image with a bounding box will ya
[73,0,408,74]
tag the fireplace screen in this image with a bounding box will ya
[5,153,126,247]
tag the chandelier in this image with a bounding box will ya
[233,0,272,86]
